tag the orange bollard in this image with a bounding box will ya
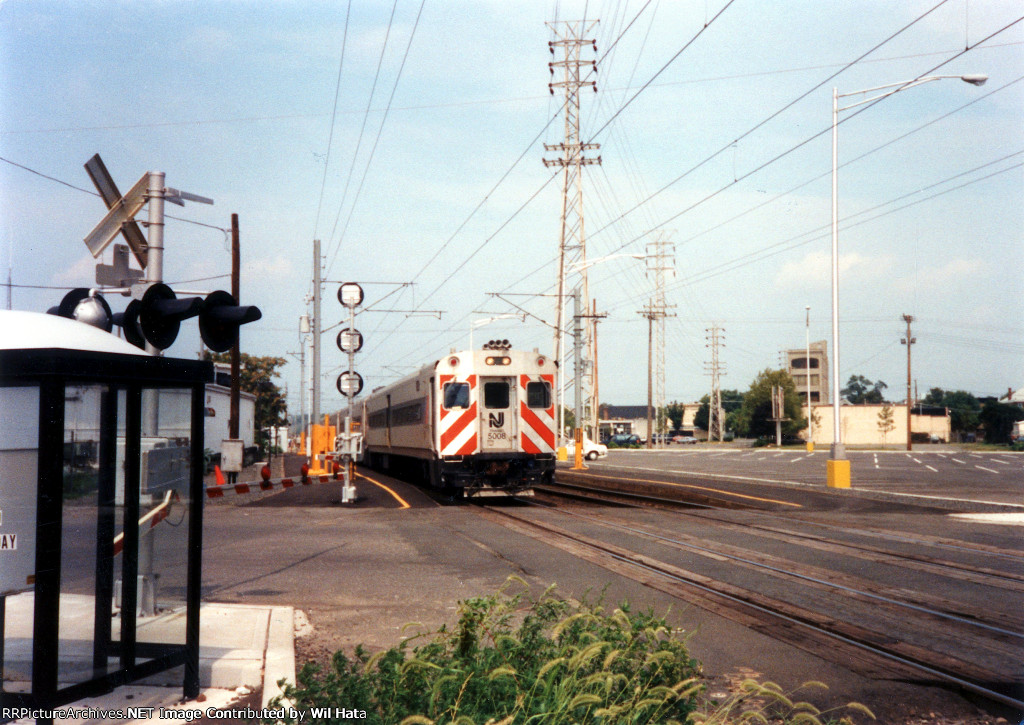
[214,465,225,486]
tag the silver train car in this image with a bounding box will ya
[361,342,557,496]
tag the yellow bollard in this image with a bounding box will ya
[826,458,850,488]
[557,446,568,461]
[806,440,815,453]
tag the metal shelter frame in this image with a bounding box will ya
[0,345,211,722]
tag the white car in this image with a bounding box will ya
[565,437,608,461]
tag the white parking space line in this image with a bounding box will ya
[951,458,966,464]
[975,465,999,474]
[789,456,806,463]
[912,458,922,464]
[990,459,1011,465]
[926,465,938,472]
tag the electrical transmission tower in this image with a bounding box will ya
[544,19,600,440]
[646,232,675,439]
[704,325,726,442]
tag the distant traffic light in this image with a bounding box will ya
[199,290,262,352]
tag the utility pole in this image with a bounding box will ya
[572,290,585,468]
[579,298,607,438]
[646,232,675,442]
[770,385,788,446]
[639,300,674,448]
[705,325,726,442]
[311,238,322,454]
[901,313,916,451]
[544,19,600,443]
[229,214,240,443]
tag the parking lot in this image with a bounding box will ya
[585,446,1024,509]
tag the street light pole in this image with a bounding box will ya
[805,305,813,452]
[828,73,986,488]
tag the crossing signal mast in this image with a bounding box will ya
[67,155,261,352]
[544,19,601,442]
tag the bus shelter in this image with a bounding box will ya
[0,310,212,720]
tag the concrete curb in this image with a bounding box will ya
[262,606,296,709]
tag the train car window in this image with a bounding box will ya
[526,381,551,409]
[443,382,470,409]
[483,381,510,409]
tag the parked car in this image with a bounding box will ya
[565,437,608,460]
[608,433,641,447]
[672,435,698,444]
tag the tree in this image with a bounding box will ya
[978,402,1024,444]
[877,404,896,444]
[922,388,981,436]
[842,375,888,404]
[735,369,806,439]
[664,401,686,431]
[205,352,288,448]
[693,390,742,432]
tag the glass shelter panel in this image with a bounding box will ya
[131,387,194,663]
[1,385,40,687]
[58,384,123,682]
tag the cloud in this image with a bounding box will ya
[891,258,988,295]
[772,250,893,289]
[51,254,98,287]
[242,254,295,287]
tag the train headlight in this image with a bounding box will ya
[485,356,510,365]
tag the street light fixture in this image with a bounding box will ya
[828,74,986,487]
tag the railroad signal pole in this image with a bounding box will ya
[901,314,916,451]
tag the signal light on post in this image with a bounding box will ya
[199,290,262,352]
[113,299,146,349]
[138,283,203,350]
[48,284,261,352]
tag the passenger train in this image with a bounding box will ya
[361,341,557,496]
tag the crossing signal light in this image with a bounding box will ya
[112,299,146,349]
[199,290,262,352]
[138,283,204,350]
[48,284,261,352]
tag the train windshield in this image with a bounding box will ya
[483,382,510,409]
[526,381,551,409]
[443,382,470,409]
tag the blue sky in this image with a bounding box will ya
[2,0,1021,418]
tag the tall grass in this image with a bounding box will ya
[268,578,873,725]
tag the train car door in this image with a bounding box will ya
[480,377,516,451]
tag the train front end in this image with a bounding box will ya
[436,342,556,496]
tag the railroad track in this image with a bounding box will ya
[472,490,1024,713]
